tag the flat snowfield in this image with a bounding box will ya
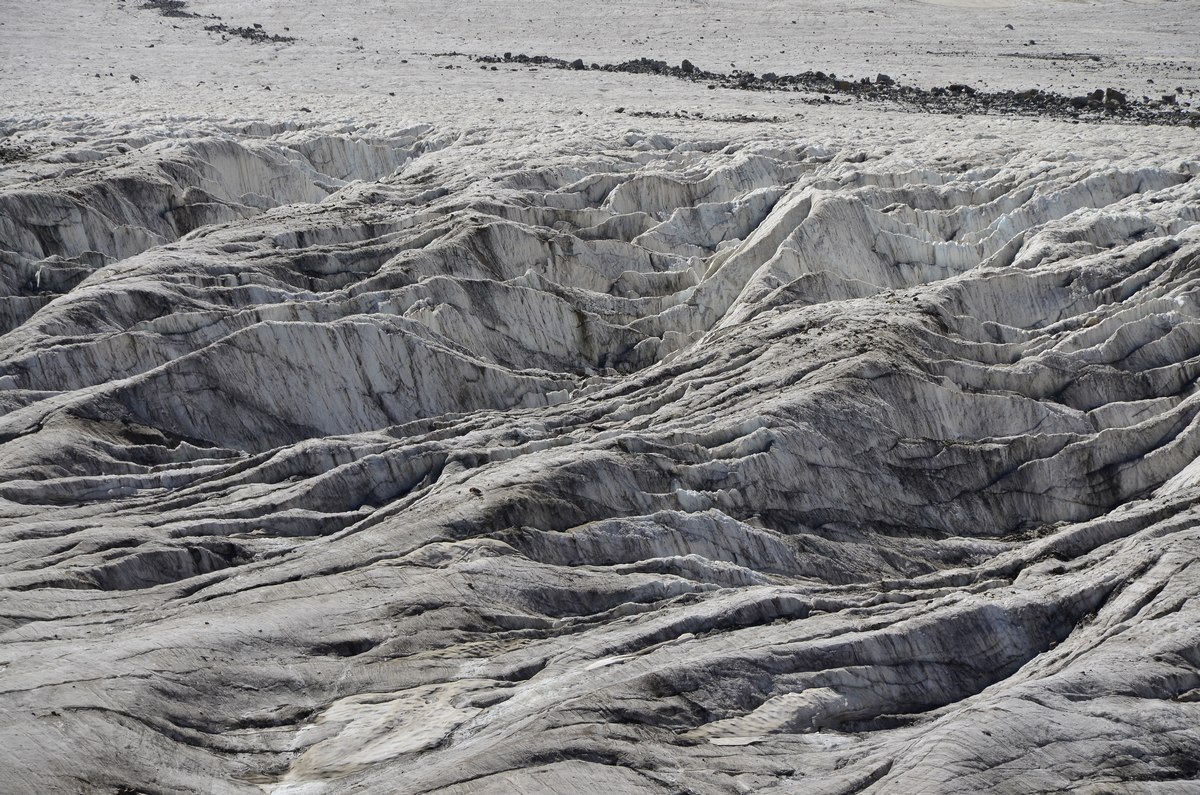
[2,1,1200,794]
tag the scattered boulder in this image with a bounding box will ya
[876,73,895,86]
[681,59,695,74]
[570,58,585,70]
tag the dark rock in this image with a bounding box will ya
[570,58,584,70]
[465,49,1186,128]
[202,22,294,43]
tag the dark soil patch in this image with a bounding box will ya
[140,0,199,19]
[136,0,294,44]
[626,109,783,124]
[471,53,1199,127]
[0,142,33,164]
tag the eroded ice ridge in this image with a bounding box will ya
[1,120,1200,793]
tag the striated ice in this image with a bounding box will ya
[3,0,1200,792]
